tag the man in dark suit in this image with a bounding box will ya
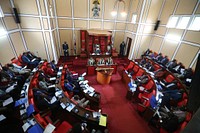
[63,41,69,61]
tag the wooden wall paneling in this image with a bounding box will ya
[45,31,53,61]
[74,0,88,18]
[184,31,200,44]
[3,16,18,31]
[43,18,49,30]
[53,30,60,57]
[23,31,47,59]
[155,26,166,36]
[90,21,102,29]
[58,19,72,28]
[128,0,139,22]
[103,22,114,30]
[74,20,87,29]
[75,30,81,55]
[150,37,163,52]
[0,36,15,65]
[114,31,125,52]
[13,0,38,15]
[39,0,46,15]
[146,0,163,24]
[160,0,177,24]
[10,32,25,55]
[117,0,130,21]
[161,39,179,59]
[175,0,197,15]
[55,0,71,17]
[116,22,126,30]
[104,0,115,20]
[175,43,199,68]
[126,23,134,31]
[196,3,200,14]
[20,17,41,29]
[0,0,12,14]
[137,35,152,58]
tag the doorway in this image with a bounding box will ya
[124,37,132,57]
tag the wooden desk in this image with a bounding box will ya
[87,64,117,75]
[96,67,114,84]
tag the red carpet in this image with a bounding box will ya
[59,57,153,133]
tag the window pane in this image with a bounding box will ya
[189,17,200,31]
[177,17,190,29]
[166,16,179,28]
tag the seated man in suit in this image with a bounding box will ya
[160,56,169,66]
[135,75,149,86]
[165,59,177,71]
[21,52,40,68]
[33,87,60,111]
[44,63,57,77]
[50,60,58,72]
[38,76,55,94]
[154,53,163,63]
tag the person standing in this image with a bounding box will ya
[120,41,125,57]
[63,41,69,60]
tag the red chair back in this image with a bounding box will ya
[34,114,48,128]
[125,61,135,71]
[144,80,154,90]
[165,74,175,83]
[133,65,139,73]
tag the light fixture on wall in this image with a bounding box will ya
[111,0,127,17]
[0,6,4,17]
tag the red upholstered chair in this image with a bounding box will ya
[55,121,72,133]
[124,61,135,71]
[34,113,48,128]
[165,74,175,83]
[139,80,154,92]
[132,68,145,79]
[153,64,161,71]
[132,65,140,74]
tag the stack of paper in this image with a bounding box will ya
[44,123,56,133]
[3,97,13,106]
[99,115,107,127]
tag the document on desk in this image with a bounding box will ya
[22,122,31,132]
[57,71,62,76]
[0,114,6,121]
[44,123,55,133]
[5,85,15,93]
[50,77,56,81]
[32,68,38,73]
[48,84,56,88]
[50,96,57,104]
[89,91,95,97]
[60,102,66,109]
[66,103,75,112]
[3,97,13,106]
[20,109,27,115]
[99,115,107,127]
[55,90,63,97]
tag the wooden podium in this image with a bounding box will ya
[96,67,114,84]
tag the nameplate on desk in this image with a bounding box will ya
[32,68,38,73]
[59,66,63,70]
[60,103,66,109]
[44,123,55,133]
[50,77,56,81]
[3,97,13,106]
[66,103,75,112]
